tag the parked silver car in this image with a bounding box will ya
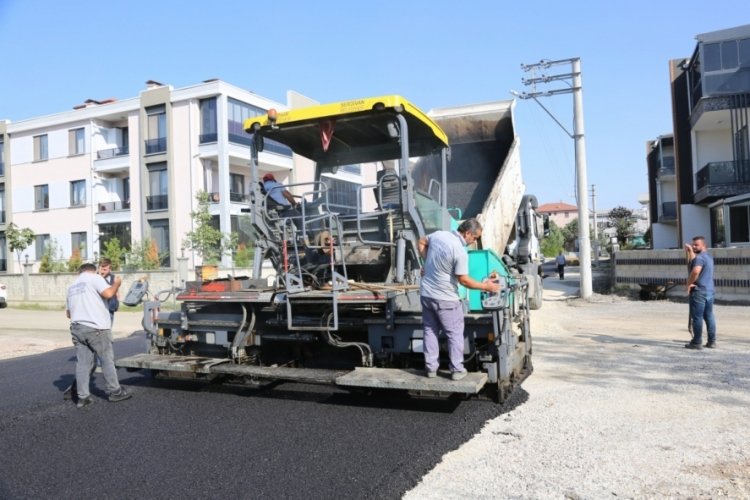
[0,282,6,308]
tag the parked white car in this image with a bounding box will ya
[0,282,6,308]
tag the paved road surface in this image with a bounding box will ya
[0,332,520,499]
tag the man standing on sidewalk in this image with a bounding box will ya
[66,263,131,408]
[418,218,500,381]
[684,236,717,350]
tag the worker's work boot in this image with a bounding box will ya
[108,388,132,403]
[76,396,94,409]
[63,382,77,401]
[451,370,467,381]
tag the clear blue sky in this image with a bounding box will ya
[1,0,748,211]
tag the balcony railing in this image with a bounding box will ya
[96,146,129,160]
[230,191,248,203]
[146,194,168,210]
[696,160,750,189]
[657,165,675,177]
[207,192,249,203]
[695,160,750,203]
[229,133,293,157]
[200,132,218,144]
[97,201,131,212]
[145,137,167,155]
[660,201,677,221]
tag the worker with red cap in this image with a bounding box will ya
[262,173,297,208]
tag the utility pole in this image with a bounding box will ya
[515,57,592,299]
[591,184,599,267]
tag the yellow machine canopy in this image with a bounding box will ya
[244,95,448,167]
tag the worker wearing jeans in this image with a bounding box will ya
[66,263,131,408]
[684,236,717,349]
[418,218,499,380]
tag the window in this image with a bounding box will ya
[70,179,86,207]
[123,177,130,209]
[147,163,168,210]
[200,98,218,143]
[230,173,245,202]
[0,232,6,272]
[321,177,358,215]
[35,234,49,260]
[69,128,85,155]
[34,184,49,210]
[0,185,5,223]
[98,222,131,255]
[710,206,726,248]
[71,232,87,259]
[740,38,750,68]
[146,105,167,154]
[228,98,265,145]
[721,40,739,70]
[729,205,750,243]
[0,140,5,176]
[340,164,362,175]
[149,219,170,267]
[34,134,48,161]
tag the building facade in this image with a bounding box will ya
[0,80,369,273]
[537,201,578,228]
[656,24,750,248]
[646,135,679,248]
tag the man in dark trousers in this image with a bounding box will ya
[99,258,119,326]
[65,263,131,408]
[555,251,566,280]
[418,218,500,381]
[684,236,717,350]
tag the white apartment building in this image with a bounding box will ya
[0,80,370,273]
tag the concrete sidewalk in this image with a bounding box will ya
[0,270,588,361]
[0,308,145,360]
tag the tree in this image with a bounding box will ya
[125,239,163,270]
[67,247,83,272]
[608,206,634,245]
[38,238,66,273]
[561,218,579,251]
[183,191,236,265]
[6,222,35,270]
[101,238,125,271]
[540,220,564,257]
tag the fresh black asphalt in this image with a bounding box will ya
[0,334,526,499]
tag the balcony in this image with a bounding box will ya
[200,132,217,144]
[657,165,675,178]
[659,201,677,223]
[146,194,168,211]
[94,146,130,173]
[97,201,131,212]
[229,133,293,157]
[207,192,249,203]
[230,191,248,203]
[694,160,750,203]
[145,137,167,155]
[97,146,129,159]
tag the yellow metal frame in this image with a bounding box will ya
[244,95,448,147]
